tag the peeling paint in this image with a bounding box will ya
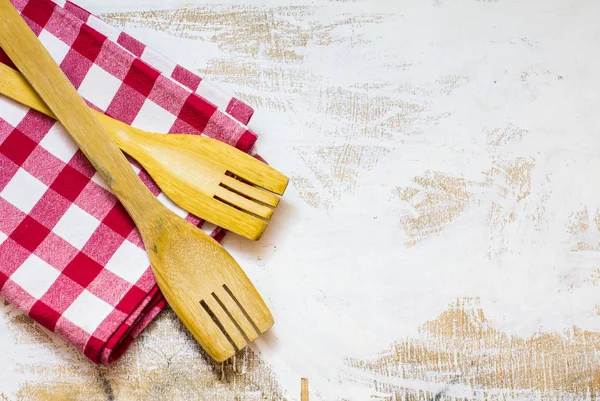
[346,298,600,400]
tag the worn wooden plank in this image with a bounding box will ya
[3,0,600,400]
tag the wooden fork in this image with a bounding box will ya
[0,63,288,240]
[0,0,273,362]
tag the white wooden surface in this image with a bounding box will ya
[2,0,600,399]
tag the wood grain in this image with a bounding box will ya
[3,0,600,399]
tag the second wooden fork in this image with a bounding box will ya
[0,62,288,240]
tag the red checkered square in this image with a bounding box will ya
[84,335,104,362]
[0,154,19,192]
[134,268,157,293]
[74,180,117,221]
[0,129,37,165]
[39,274,84,314]
[178,94,218,133]
[148,75,188,116]
[102,203,135,239]
[67,150,96,178]
[29,300,61,331]
[115,285,146,314]
[0,238,31,277]
[10,216,51,253]
[0,119,15,141]
[45,11,80,46]
[123,59,160,97]
[64,1,90,22]
[236,130,257,153]
[54,317,91,355]
[185,214,202,227]
[22,145,65,187]
[21,0,56,28]
[29,189,71,229]
[72,24,107,62]
[35,232,79,272]
[10,0,27,12]
[49,164,91,202]
[226,99,254,126]
[60,49,93,89]
[93,309,127,341]
[95,41,134,80]
[126,228,145,249]
[16,112,55,143]
[2,280,38,313]
[105,84,146,125]
[117,32,145,57]
[0,198,25,235]
[88,269,131,307]
[171,64,201,91]
[62,253,104,288]
[82,224,126,266]
[168,118,202,135]
[0,48,16,69]
[0,271,9,290]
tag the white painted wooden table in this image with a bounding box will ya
[2,0,600,399]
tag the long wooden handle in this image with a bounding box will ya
[0,62,135,149]
[0,0,159,225]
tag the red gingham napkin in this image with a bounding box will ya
[0,0,258,364]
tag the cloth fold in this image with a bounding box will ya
[0,0,256,364]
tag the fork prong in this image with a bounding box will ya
[214,286,259,342]
[223,284,273,334]
[203,296,247,350]
[215,186,274,219]
[195,302,237,360]
[221,175,280,207]
[199,136,289,195]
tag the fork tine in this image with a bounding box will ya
[221,175,280,207]
[215,186,274,219]
[203,296,247,350]
[223,284,273,334]
[198,137,289,195]
[195,303,237,360]
[213,286,259,341]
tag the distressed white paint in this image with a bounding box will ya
[2,0,600,399]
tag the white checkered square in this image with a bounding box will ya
[11,254,60,298]
[78,64,123,111]
[195,81,229,110]
[63,289,113,334]
[157,192,187,218]
[0,168,47,214]
[141,48,176,76]
[0,97,30,128]
[131,99,177,134]
[104,240,148,284]
[53,204,101,250]
[38,29,71,65]
[86,15,120,42]
[0,230,7,244]
[202,222,218,235]
[39,122,78,164]
[90,172,109,191]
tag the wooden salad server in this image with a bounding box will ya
[0,0,274,362]
[0,62,288,240]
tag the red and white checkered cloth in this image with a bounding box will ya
[0,0,259,364]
